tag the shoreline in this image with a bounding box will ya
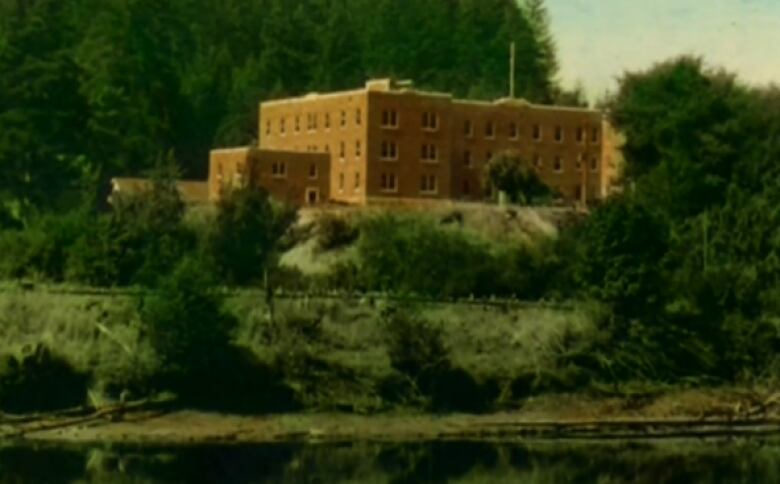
[7,408,780,447]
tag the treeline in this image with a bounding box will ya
[0,0,568,225]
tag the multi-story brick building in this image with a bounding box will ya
[209,78,621,206]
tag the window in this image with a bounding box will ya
[485,121,495,138]
[380,173,398,192]
[554,126,564,143]
[325,113,331,129]
[420,175,437,194]
[533,154,542,169]
[554,156,563,173]
[462,179,470,195]
[266,120,271,136]
[355,140,361,158]
[533,124,542,141]
[575,185,583,200]
[325,144,330,153]
[576,153,584,171]
[464,150,472,167]
[576,127,584,143]
[591,127,600,143]
[339,172,345,191]
[339,141,346,159]
[340,110,346,127]
[272,162,287,178]
[356,108,362,125]
[309,164,318,179]
[312,113,318,130]
[381,141,398,160]
[280,118,286,134]
[486,151,493,163]
[381,109,399,128]
[464,120,473,137]
[354,172,361,190]
[590,155,599,172]
[421,144,438,162]
[422,112,438,130]
[509,122,518,139]
[295,116,300,133]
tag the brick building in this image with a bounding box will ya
[254,79,621,205]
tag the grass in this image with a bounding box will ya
[0,288,593,413]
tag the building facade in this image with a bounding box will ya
[256,79,621,205]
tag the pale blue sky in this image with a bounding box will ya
[545,0,780,100]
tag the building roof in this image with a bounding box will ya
[110,177,209,204]
[261,78,603,115]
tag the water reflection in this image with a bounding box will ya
[1,438,779,483]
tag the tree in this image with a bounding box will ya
[205,186,296,286]
[484,151,550,204]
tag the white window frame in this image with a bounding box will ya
[554,125,564,143]
[380,173,398,193]
[381,109,399,129]
[420,174,438,195]
[509,121,519,140]
[533,124,542,142]
[485,121,495,139]
[380,141,398,161]
[553,156,564,173]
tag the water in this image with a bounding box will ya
[2,438,780,483]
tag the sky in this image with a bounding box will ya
[545,0,780,101]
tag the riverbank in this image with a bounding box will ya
[7,389,780,445]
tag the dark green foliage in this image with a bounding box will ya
[315,213,358,252]
[0,343,87,413]
[381,308,495,412]
[205,187,295,286]
[484,151,551,205]
[357,214,499,298]
[571,196,668,319]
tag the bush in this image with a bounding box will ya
[381,307,494,412]
[204,187,296,285]
[356,214,505,298]
[315,213,358,252]
[139,257,235,395]
[0,343,87,413]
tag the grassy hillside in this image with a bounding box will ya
[0,287,591,413]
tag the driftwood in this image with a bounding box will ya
[0,398,174,440]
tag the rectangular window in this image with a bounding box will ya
[280,118,286,134]
[420,175,437,194]
[325,113,330,129]
[325,144,330,153]
[354,172,361,190]
[554,126,564,143]
[576,127,584,143]
[533,124,542,141]
[339,172,345,191]
[576,153,584,171]
[554,156,564,173]
[381,141,398,160]
[462,179,470,195]
[485,121,495,138]
[380,173,398,192]
[464,120,473,137]
[590,155,599,172]
[464,150,472,167]
[272,162,287,178]
[422,112,438,130]
[356,108,362,125]
[266,120,271,136]
[591,127,600,143]
[295,116,300,133]
[309,164,318,179]
[486,151,493,163]
[340,141,345,159]
[381,109,399,128]
[509,122,518,139]
[340,110,346,128]
[421,144,438,162]
[355,140,361,158]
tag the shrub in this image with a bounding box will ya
[356,214,503,298]
[484,151,551,205]
[0,343,87,413]
[315,213,358,252]
[204,187,296,286]
[139,257,235,395]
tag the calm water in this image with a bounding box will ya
[2,438,780,483]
